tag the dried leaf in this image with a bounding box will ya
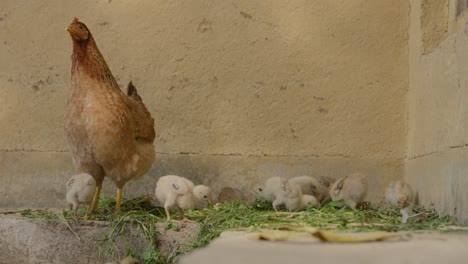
[278,226,319,233]
[312,230,400,243]
[249,231,312,241]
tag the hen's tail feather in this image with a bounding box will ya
[127,81,142,101]
[127,81,138,96]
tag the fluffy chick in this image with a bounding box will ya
[66,173,96,218]
[385,180,414,223]
[258,176,282,201]
[193,184,214,209]
[260,177,319,211]
[289,175,330,204]
[155,175,212,222]
[385,180,414,208]
[329,173,368,209]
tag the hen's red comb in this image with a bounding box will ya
[71,17,79,24]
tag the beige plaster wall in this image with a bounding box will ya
[0,1,409,209]
[407,0,468,224]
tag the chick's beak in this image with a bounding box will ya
[65,26,74,33]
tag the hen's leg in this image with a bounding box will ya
[91,182,103,212]
[115,188,123,213]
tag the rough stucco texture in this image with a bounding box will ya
[407,0,468,224]
[421,0,449,54]
[0,1,408,208]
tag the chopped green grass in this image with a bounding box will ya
[15,196,457,263]
[20,209,58,219]
[96,209,167,264]
[186,197,456,248]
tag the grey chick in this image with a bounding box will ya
[217,187,244,204]
[272,177,319,211]
[66,173,96,218]
[155,175,212,222]
[385,180,414,223]
[289,175,330,204]
[329,173,368,209]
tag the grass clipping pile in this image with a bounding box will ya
[20,197,455,263]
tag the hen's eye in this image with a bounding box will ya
[204,195,207,198]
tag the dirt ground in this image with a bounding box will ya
[0,214,198,264]
[2,212,468,264]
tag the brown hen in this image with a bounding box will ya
[65,18,155,213]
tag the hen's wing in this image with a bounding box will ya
[126,82,156,142]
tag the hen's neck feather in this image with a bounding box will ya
[71,36,119,88]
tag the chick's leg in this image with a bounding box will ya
[272,199,281,212]
[178,207,194,223]
[178,207,186,221]
[73,202,79,217]
[165,206,172,222]
[91,182,102,212]
[115,188,123,214]
[345,199,357,209]
[84,201,92,220]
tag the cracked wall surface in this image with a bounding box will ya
[0,0,408,209]
[407,0,468,224]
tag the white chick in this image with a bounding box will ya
[385,180,414,223]
[286,194,319,211]
[289,175,330,204]
[385,180,414,208]
[272,178,319,211]
[66,173,96,218]
[329,173,368,209]
[155,175,212,222]
[317,176,334,188]
[302,194,320,208]
[193,184,214,208]
[258,176,281,201]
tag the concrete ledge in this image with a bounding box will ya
[406,146,468,224]
[180,231,468,264]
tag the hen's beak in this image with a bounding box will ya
[65,26,74,33]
